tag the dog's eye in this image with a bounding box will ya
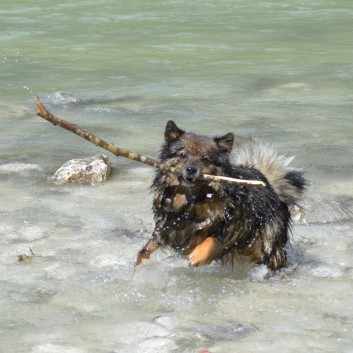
[201,156,210,165]
[179,152,188,160]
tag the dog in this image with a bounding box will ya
[135,121,306,270]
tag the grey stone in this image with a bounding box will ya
[53,154,111,184]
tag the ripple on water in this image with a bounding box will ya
[309,265,344,279]
[0,163,43,175]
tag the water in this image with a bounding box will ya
[1,1,353,352]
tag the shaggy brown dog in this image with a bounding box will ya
[135,121,306,270]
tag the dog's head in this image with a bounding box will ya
[160,121,234,187]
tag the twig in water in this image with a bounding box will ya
[17,248,38,262]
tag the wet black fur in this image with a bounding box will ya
[147,121,306,269]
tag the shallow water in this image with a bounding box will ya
[1,1,353,352]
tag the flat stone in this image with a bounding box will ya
[53,154,111,184]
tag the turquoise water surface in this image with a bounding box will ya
[1,1,353,352]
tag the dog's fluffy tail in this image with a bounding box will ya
[234,142,306,205]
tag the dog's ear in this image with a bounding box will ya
[214,133,234,154]
[165,121,185,142]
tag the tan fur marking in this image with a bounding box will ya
[241,237,263,264]
[135,235,160,267]
[188,236,218,266]
[182,134,215,156]
[193,199,226,221]
[166,175,180,186]
[172,194,187,211]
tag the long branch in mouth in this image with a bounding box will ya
[34,97,265,188]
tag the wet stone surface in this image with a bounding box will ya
[52,154,112,184]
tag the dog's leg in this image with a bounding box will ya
[267,247,287,270]
[188,236,218,266]
[135,233,160,267]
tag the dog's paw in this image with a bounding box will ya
[188,237,217,266]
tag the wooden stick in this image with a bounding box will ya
[34,97,265,187]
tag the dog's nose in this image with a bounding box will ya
[185,165,198,176]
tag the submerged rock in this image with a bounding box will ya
[53,154,111,184]
[267,82,312,96]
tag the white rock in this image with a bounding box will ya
[53,154,111,184]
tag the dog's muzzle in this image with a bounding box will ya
[181,164,200,185]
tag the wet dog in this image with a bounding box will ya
[135,121,306,270]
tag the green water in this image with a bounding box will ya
[3,1,353,97]
[1,1,353,352]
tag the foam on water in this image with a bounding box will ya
[2,139,353,353]
[31,344,88,353]
[0,163,42,175]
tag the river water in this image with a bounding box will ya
[1,1,353,352]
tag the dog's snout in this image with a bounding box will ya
[185,164,198,176]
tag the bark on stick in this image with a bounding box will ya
[34,97,265,187]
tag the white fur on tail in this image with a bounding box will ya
[233,141,304,205]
